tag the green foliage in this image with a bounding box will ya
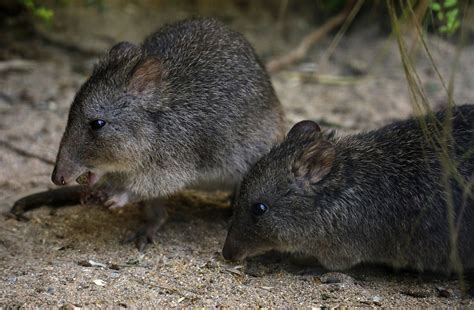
[430,0,461,35]
[84,0,105,12]
[18,0,105,22]
[322,0,348,11]
[315,0,349,14]
[20,0,54,22]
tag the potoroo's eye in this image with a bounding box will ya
[251,203,268,216]
[90,119,106,130]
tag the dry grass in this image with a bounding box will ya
[388,0,472,294]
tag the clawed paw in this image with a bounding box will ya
[124,223,159,252]
[80,190,108,206]
[104,192,130,209]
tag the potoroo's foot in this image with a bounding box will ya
[124,199,168,251]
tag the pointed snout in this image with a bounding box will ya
[51,166,66,185]
[222,239,238,261]
[222,234,246,261]
[51,148,86,186]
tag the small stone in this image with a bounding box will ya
[372,296,382,305]
[328,284,342,292]
[401,288,433,298]
[78,282,89,289]
[126,258,140,266]
[245,264,266,277]
[436,287,452,298]
[93,279,106,286]
[77,260,92,267]
[346,59,369,76]
[320,272,353,284]
[46,287,54,294]
[108,263,121,270]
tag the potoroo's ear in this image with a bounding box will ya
[127,57,162,95]
[287,120,321,139]
[108,42,141,59]
[291,123,335,187]
[93,41,143,78]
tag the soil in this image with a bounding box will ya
[1,2,474,308]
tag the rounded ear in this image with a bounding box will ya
[127,57,163,95]
[93,42,143,75]
[108,42,142,59]
[287,120,321,139]
[292,137,335,187]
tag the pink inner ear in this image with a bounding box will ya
[292,139,335,185]
[128,58,162,94]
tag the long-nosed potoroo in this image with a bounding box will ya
[223,105,474,274]
[20,17,285,250]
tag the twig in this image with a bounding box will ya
[293,72,368,85]
[320,0,366,64]
[0,59,36,72]
[265,0,357,73]
[33,28,103,57]
[0,139,55,165]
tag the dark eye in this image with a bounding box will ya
[90,119,106,130]
[251,203,268,216]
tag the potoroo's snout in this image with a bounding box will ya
[51,148,87,186]
[222,233,247,261]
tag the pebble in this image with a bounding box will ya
[372,295,382,305]
[401,288,433,298]
[60,303,81,310]
[244,263,267,277]
[320,272,353,284]
[436,287,452,298]
[93,279,106,286]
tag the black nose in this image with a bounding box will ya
[51,168,66,186]
[222,243,233,261]
[222,238,240,261]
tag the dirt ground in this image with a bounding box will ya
[1,2,474,308]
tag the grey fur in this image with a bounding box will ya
[51,18,285,241]
[223,105,474,273]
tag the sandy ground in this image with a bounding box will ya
[1,2,474,307]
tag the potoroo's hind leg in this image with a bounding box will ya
[124,198,168,251]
